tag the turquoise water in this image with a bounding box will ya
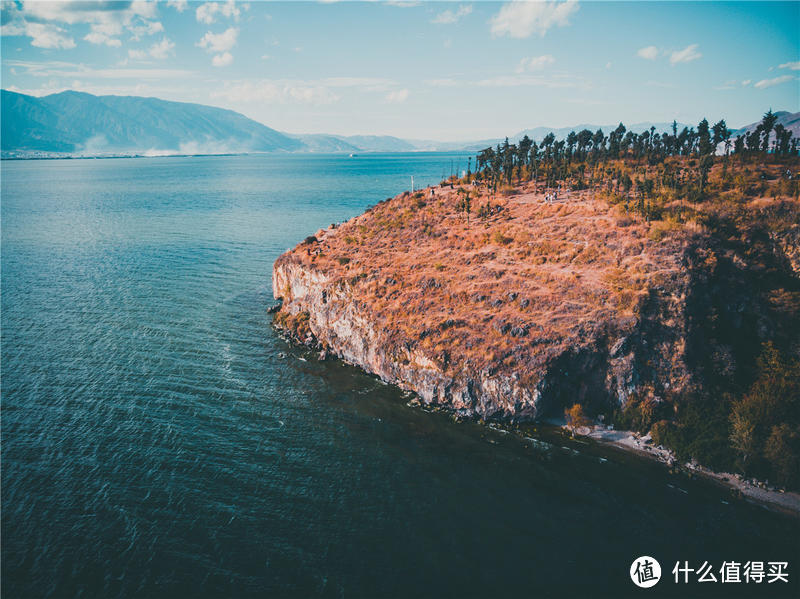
[2,154,798,598]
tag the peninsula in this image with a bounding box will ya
[273,112,800,495]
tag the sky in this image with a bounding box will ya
[1,0,798,141]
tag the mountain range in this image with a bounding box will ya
[2,89,797,158]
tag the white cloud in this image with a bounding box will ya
[127,38,176,61]
[211,80,340,105]
[149,38,175,60]
[20,1,156,24]
[84,31,122,47]
[5,59,194,81]
[197,27,238,65]
[637,46,659,60]
[778,61,800,71]
[669,44,701,65]
[741,79,751,86]
[5,0,162,48]
[196,1,240,24]
[197,27,239,53]
[516,54,555,72]
[128,20,164,41]
[21,22,77,49]
[476,74,581,88]
[490,0,579,38]
[385,89,409,103]
[432,4,473,25]
[212,52,233,67]
[167,0,188,11]
[754,75,794,89]
[87,20,123,37]
[209,77,395,106]
[0,4,78,49]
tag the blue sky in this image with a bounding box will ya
[1,1,798,140]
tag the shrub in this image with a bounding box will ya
[491,230,514,245]
[648,218,682,242]
[565,403,591,435]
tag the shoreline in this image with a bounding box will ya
[580,424,800,519]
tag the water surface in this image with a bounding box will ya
[2,154,798,598]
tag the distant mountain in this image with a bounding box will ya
[290,134,361,153]
[1,89,303,156]
[342,135,417,152]
[1,89,439,156]
[729,110,800,138]
[290,133,416,153]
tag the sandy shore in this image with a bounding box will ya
[579,424,800,519]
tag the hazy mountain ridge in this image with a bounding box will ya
[289,133,417,153]
[729,110,800,138]
[1,89,307,156]
[2,89,797,158]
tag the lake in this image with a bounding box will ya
[2,154,797,598]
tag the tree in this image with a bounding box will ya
[764,424,800,488]
[566,131,577,160]
[565,403,592,436]
[772,124,794,155]
[609,123,626,157]
[697,118,712,155]
[528,142,539,182]
[760,109,778,153]
[711,119,729,154]
[592,128,606,157]
[733,135,745,155]
[729,343,800,482]
[576,129,592,160]
[517,135,532,177]
[698,154,714,195]
[746,127,762,153]
[730,410,756,472]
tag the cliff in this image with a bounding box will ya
[272,182,707,421]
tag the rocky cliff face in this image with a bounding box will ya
[275,257,543,419]
[272,186,699,422]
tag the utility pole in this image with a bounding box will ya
[411,175,414,192]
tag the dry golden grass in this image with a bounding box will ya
[281,180,689,376]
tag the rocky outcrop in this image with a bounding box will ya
[272,223,695,422]
[274,256,540,419]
